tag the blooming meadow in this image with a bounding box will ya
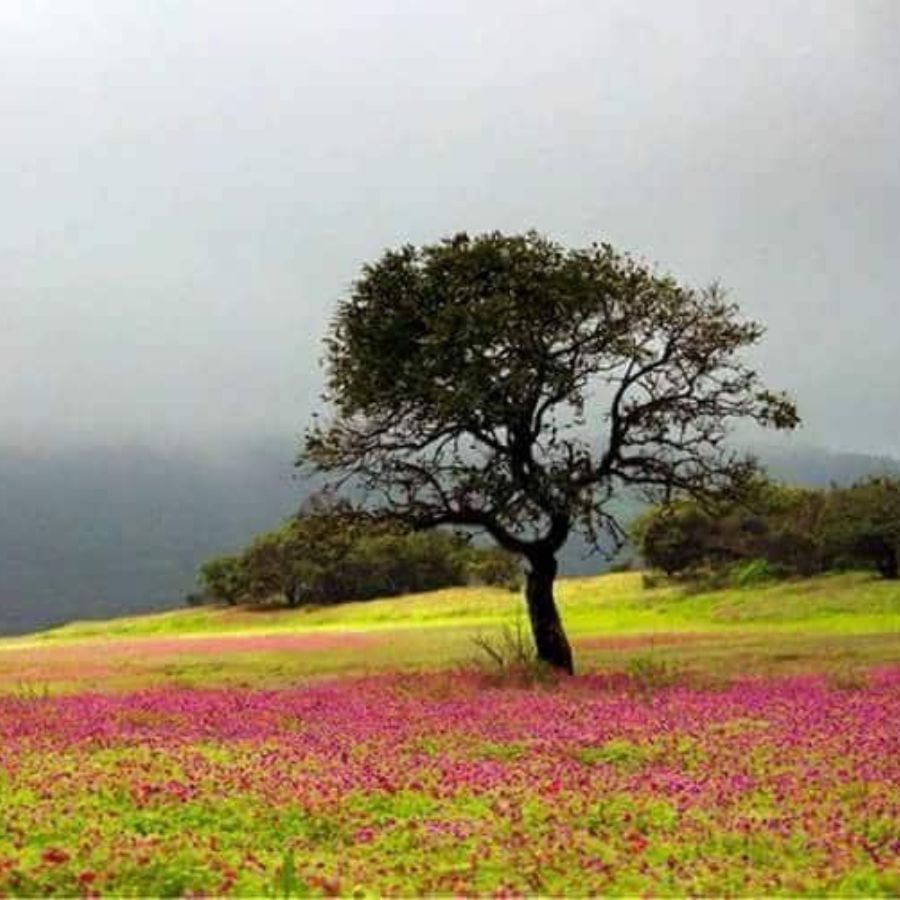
[1,668,898,896]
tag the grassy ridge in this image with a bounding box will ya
[9,570,900,643]
[0,572,898,693]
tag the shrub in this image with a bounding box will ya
[634,481,828,580]
[466,546,523,590]
[198,498,522,608]
[198,554,250,605]
[625,654,682,694]
[823,477,900,579]
[632,503,716,576]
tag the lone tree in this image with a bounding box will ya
[300,232,798,673]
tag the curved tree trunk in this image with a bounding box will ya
[525,554,574,674]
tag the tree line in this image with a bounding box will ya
[634,475,900,582]
[194,497,521,607]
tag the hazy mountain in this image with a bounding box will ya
[1,439,897,635]
[0,439,305,635]
[755,443,900,487]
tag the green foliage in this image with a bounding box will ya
[824,477,900,579]
[300,231,797,671]
[576,738,663,770]
[730,558,778,587]
[634,481,828,579]
[277,848,307,898]
[465,545,523,591]
[198,555,249,606]
[637,476,900,584]
[632,503,719,576]
[197,498,520,607]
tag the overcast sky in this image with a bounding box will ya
[2,0,898,456]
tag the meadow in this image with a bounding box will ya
[0,572,898,895]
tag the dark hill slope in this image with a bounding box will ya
[0,441,303,635]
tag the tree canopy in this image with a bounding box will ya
[636,475,900,583]
[198,497,520,608]
[633,481,828,579]
[300,231,799,672]
[825,477,900,579]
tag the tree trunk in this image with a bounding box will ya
[525,554,574,674]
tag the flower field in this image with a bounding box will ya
[1,668,898,896]
[1,572,899,896]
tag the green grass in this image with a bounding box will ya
[9,570,900,644]
[0,571,897,693]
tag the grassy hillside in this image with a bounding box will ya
[2,571,898,693]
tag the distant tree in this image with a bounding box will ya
[198,554,249,606]
[759,484,829,576]
[634,482,828,578]
[632,502,718,576]
[242,526,310,607]
[466,545,523,591]
[235,498,385,606]
[197,494,512,608]
[825,477,900,579]
[300,231,798,672]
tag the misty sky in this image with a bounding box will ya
[2,1,898,456]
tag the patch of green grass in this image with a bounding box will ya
[575,739,660,770]
[10,571,900,645]
[1,571,898,692]
[477,741,528,762]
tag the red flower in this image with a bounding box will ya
[41,847,70,866]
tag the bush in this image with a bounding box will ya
[636,476,900,584]
[823,477,900,580]
[634,481,828,581]
[624,655,682,694]
[466,546,523,590]
[197,498,522,607]
[198,554,250,605]
[632,503,716,576]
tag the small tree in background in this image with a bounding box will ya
[632,502,719,576]
[825,477,900,579]
[198,554,249,606]
[300,232,798,673]
[197,494,516,607]
[633,482,828,579]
